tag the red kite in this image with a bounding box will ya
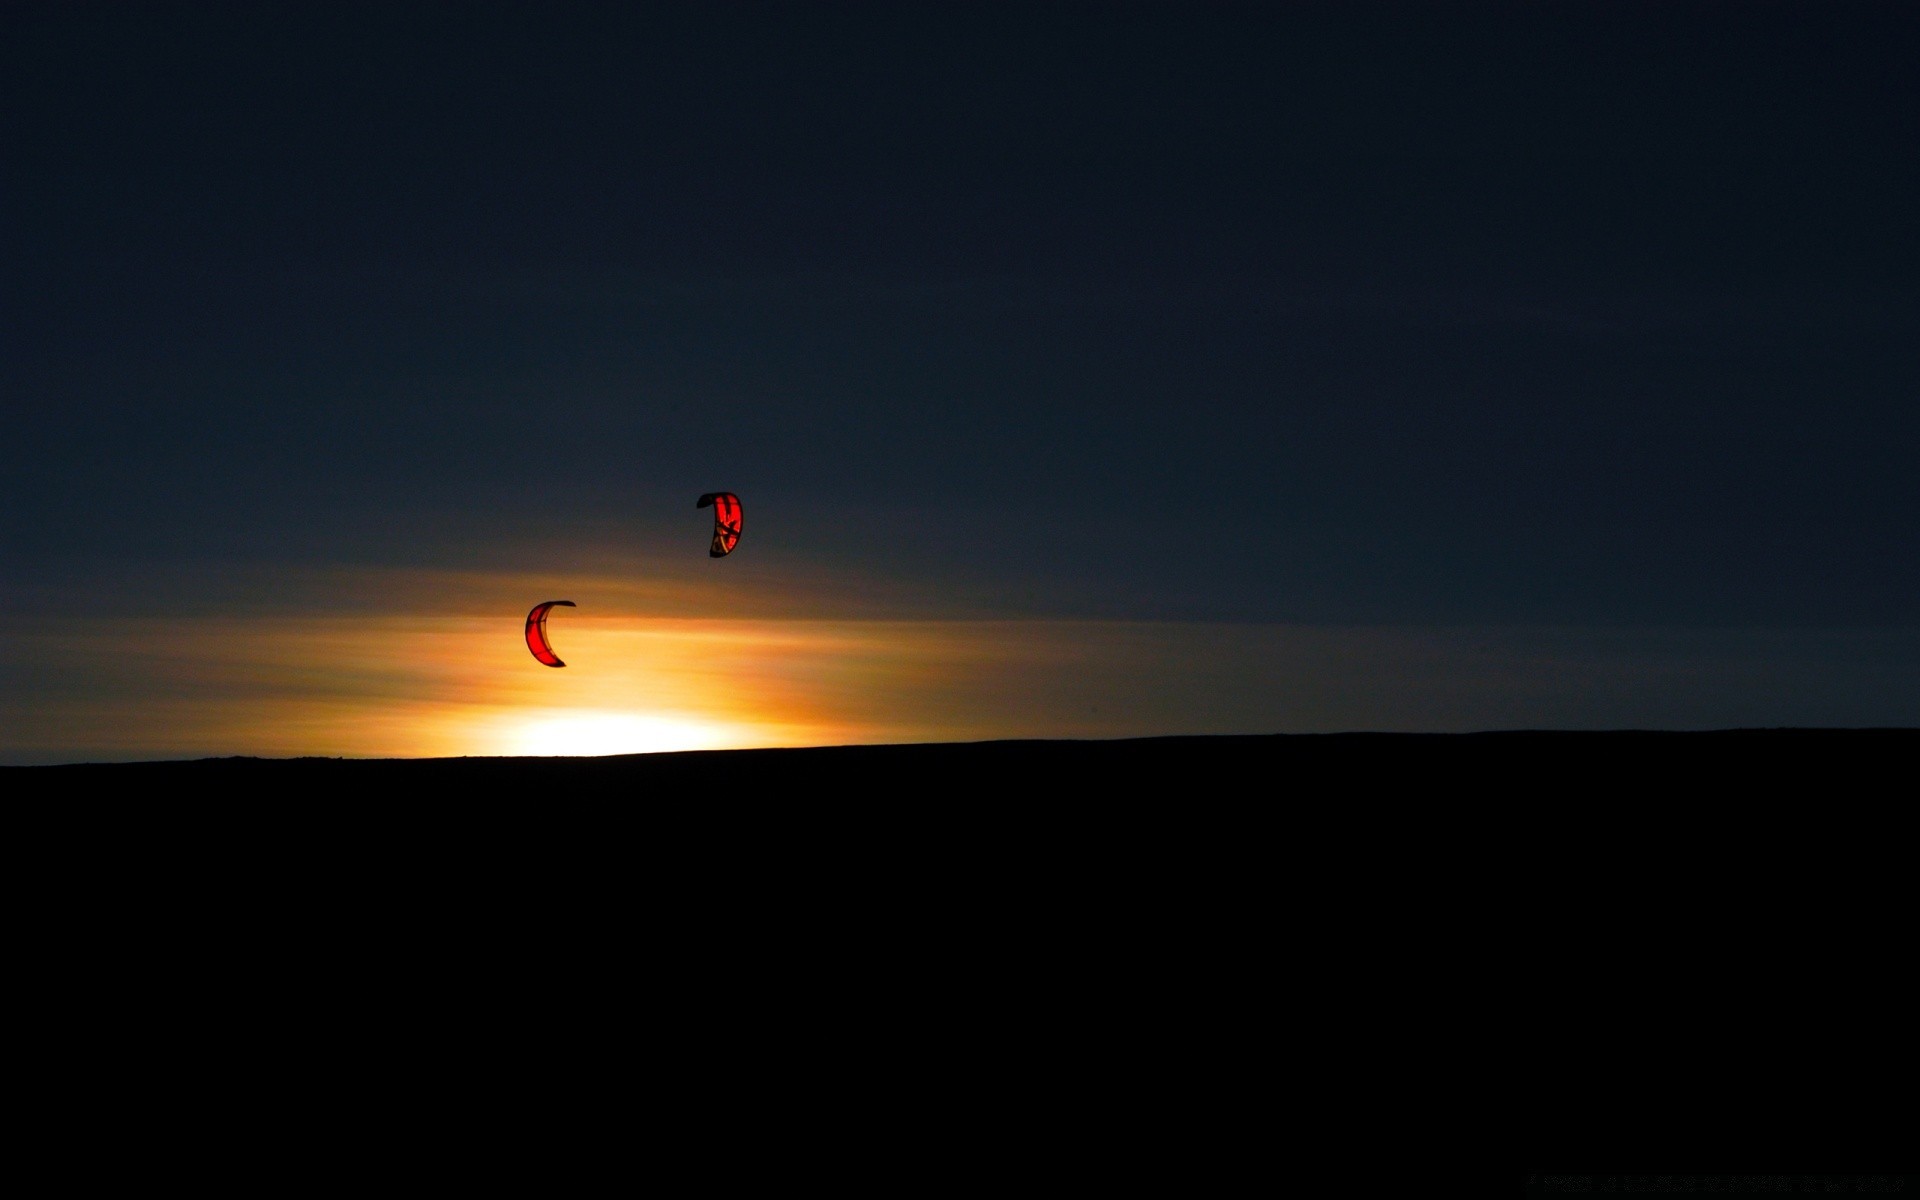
[697,492,742,557]
[525,600,576,667]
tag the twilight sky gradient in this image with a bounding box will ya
[4,2,1916,762]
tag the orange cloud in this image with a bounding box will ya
[5,562,1913,763]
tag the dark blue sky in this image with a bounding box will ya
[6,1,1917,626]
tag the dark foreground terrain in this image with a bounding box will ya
[8,728,1910,1165]
[15,726,1909,914]
[9,727,1912,793]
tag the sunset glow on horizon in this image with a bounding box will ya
[4,559,1912,766]
[2,608,882,762]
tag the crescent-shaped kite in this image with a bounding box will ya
[697,492,742,558]
[525,600,576,668]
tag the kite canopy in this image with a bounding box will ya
[525,600,575,667]
[697,492,742,557]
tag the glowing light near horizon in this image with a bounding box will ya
[500,711,741,757]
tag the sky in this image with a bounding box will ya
[3,1,1916,762]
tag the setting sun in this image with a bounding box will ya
[494,710,742,757]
